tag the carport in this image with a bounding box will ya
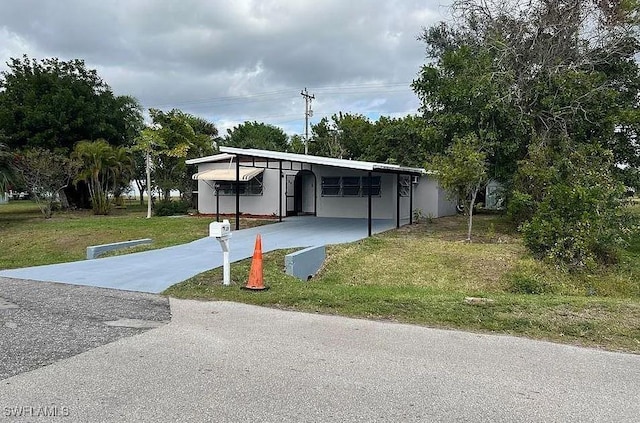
[215,147,425,236]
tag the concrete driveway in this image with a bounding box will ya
[1,298,638,422]
[0,217,397,293]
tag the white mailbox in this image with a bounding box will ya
[209,219,231,238]
[210,219,232,286]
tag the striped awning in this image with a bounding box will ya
[191,167,264,181]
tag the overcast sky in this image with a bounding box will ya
[0,0,450,136]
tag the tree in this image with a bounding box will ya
[414,0,640,266]
[111,146,135,207]
[0,55,143,151]
[287,134,306,154]
[143,109,217,201]
[412,32,526,182]
[0,143,16,193]
[222,121,288,151]
[520,143,631,269]
[0,55,144,209]
[73,139,119,215]
[429,134,488,242]
[367,115,428,167]
[13,148,80,218]
[309,113,375,160]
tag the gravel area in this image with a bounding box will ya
[0,277,170,380]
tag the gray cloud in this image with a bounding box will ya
[0,0,449,135]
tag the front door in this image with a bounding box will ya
[292,170,316,216]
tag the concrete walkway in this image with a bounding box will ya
[0,217,398,293]
[1,299,638,422]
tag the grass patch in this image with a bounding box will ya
[166,211,640,353]
[0,201,272,269]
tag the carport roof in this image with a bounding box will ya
[189,147,425,175]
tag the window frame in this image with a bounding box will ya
[217,174,264,196]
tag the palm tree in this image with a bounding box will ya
[111,146,135,207]
[0,143,16,195]
[73,139,117,215]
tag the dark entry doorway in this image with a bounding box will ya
[287,170,316,216]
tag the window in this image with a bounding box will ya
[399,175,411,197]
[321,177,341,196]
[342,177,361,196]
[217,174,263,196]
[361,176,381,196]
[320,175,383,197]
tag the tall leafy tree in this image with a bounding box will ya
[414,0,640,267]
[222,121,288,152]
[0,55,143,151]
[143,109,217,201]
[309,113,374,160]
[367,115,428,167]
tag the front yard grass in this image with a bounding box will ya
[165,206,640,353]
[0,201,271,269]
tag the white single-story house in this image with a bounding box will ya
[186,147,457,235]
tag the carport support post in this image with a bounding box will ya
[396,173,400,229]
[235,157,240,231]
[409,175,414,225]
[279,160,283,222]
[367,171,372,237]
[215,185,220,222]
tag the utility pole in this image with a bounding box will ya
[301,88,315,155]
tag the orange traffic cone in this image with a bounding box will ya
[243,234,269,291]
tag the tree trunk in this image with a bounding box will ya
[63,181,92,209]
[467,187,479,242]
[58,189,70,209]
[135,179,146,206]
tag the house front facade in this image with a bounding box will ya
[186,147,457,232]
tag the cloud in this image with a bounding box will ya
[0,0,448,135]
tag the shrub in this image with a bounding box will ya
[507,191,535,225]
[154,199,191,216]
[507,273,554,294]
[521,182,632,270]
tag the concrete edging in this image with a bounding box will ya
[86,239,152,260]
[284,245,325,281]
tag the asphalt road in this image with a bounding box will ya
[1,297,638,422]
[0,277,170,380]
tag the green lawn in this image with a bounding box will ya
[0,201,272,269]
[3,200,639,352]
[166,206,640,353]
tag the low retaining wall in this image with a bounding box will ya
[285,245,325,281]
[87,239,152,260]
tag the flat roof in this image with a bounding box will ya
[206,147,425,174]
[185,153,234,165]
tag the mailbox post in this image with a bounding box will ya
[209,219,232,286]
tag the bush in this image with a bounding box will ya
[521,182,632,270]
[507,273,554,294]
[154,199,191,216]
[507,190,535,225]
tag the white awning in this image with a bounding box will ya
[191,167,264,181]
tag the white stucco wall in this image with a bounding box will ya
[195,162,290,216]
[412,175,457,218]
[313,167,397,219]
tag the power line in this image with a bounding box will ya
[143,81,413,109]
